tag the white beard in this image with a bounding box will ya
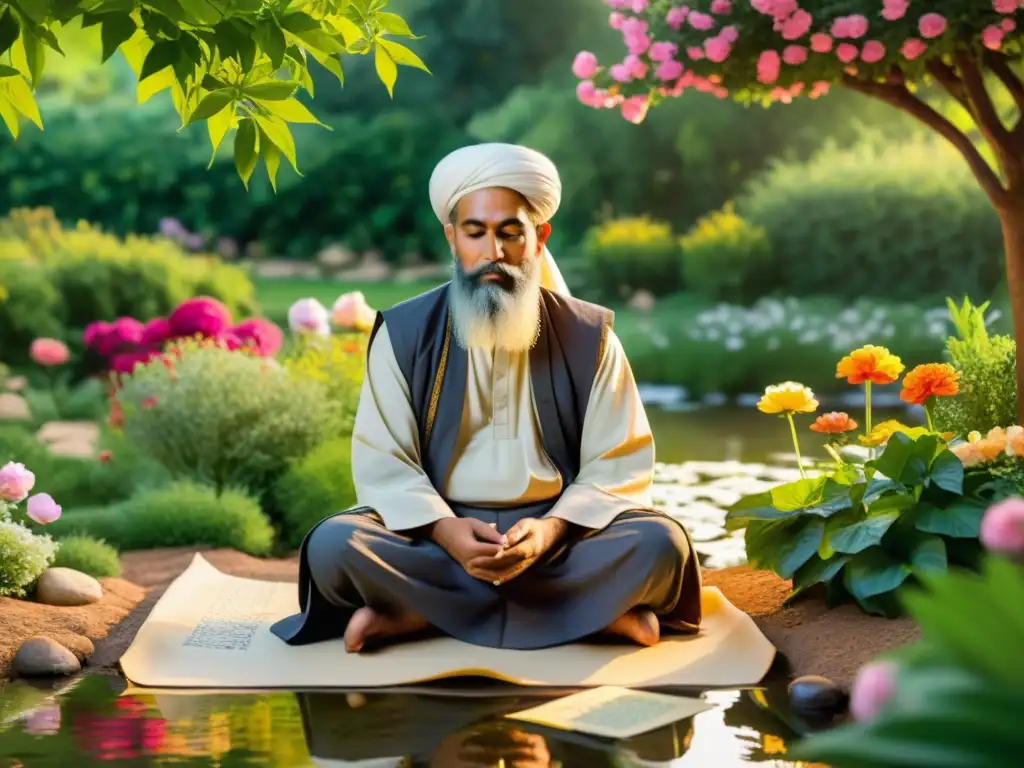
[449,258,542,353]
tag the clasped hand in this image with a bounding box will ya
[429,516,569,585]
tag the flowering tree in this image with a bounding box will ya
[0,1,424,188]
[574,1,1024,419]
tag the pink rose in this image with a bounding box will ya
[606,0,629,7]
[141,317,172,350]
[781,10,812,40]
[850,661,897,722]
[107,317,145,354]
[882,0,908,21]
[832,15,868,39]
[609,12,625,29]
[980,497,1024,555]
[809,81,830,99]
[620,95,649,124]
[705,37,731,63]
[0,462,35,502]
[610,63,632,82]
[572,51,598,79]
[30,338,69,367]
[625,32,651,55]
[83,321,111,351]
[688,11,714,30]
[783,45,807,65]
[901,38,927,60]
[720,25,738,43]
[288,298,330,336]
[757,50,781,84]
[687,46,705,60]
[26,493,61,525]
[919,13,947,39]
[994,0,1018,13]
[649,41,678,62]
[983,26,1005,50]
[168,296,232,339]
[810,33,833,53]
[631,0,647,11]
[710,0,731,14]
[666,7,688,30]
[625,54,648,78]
[837,43,859,63]
[656,59,684,81]
[621,17,647,37]
[1002,18,1017,33]
[576,80,601,107]
[861,40,886,63]
[232,318,283,357]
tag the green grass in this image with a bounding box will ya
[254,277,442,325]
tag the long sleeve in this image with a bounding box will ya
[350,321,457,531]
[543,328,656,530]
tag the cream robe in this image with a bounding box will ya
[350,321,657,532]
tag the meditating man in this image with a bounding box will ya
[270,142,702,653]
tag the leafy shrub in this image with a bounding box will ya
[679,204,774,304]
[116,340,343,498]
[48,482,273,556]
[582,216,683,301]
[52,534,121,578]
[0,259,63,366]
[281,334,367,435]
[0,520,56,598]
[739,139,1004,301]
[274,438,357,550]
[933,298,1018,438]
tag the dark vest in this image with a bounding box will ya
[369,283,613,512]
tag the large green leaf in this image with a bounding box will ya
[914,499,986,538]
[377,11,420,38]
[770,477,826,511]
[828,509,902,555]
[792,553,849,590]
[909,534,947,575]
[928,449,964,494]
[252,113,298,172]
[140,40,181,81]
[100,13,136,63]
[233,117,258,187]
[869,433,942,487]
[255,19,287,69]
[374,42,397,96]
[377,38,430,73]
[0,10,20,58]
[187,88,234,124]
[845,547,912,600]
[245,80,300,101]
[745,518,825,579]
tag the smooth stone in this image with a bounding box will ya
[788,675,848,714]
[36,567,104,607]
[3,375,26,392]
[0,392,30,420]
[11,637,82,678]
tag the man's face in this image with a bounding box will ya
[445,187,551,295]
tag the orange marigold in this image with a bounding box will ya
[810,411,858,434]
[836,345,905,385]
[899,363,960,405]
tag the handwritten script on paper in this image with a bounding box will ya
[505,686,712,740]
[182,582,278,652]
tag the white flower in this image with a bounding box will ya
[288,298,330,336]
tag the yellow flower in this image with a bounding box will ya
[757,382,819,415]
[859,420,918,447]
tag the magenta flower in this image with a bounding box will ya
[168,296,232,339]
[649,42,678,62]
[656,59,684,81]
[26,493,62,525]
[109,317,145,351]
[980,498,1024,556]
[0,462,35,502]
[142,317,172,350]
[850,661,897,722]
[232,318,283,357]
[110,351,153,375]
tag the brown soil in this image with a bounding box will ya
[2,548,920,689]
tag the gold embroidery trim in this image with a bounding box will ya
[597,316,610,371]
[424,311,451,445]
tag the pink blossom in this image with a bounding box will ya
[712,86,729,99]
[625,32,651,55]
[168,296,232,339]
[688,11,714,30]
[881,0,907,21]
[710,0,731,13]
[624,54,648,78]
[837,43,859,63]
[0,462,35,503]
[26,493,61,525]
[606,0,629,8]
[757,50,781,84]
[850,661,897,722]
[631,0,648,11]
[142,317,172,349]
[752,0,795,19]
[1002,18,1017,32]
[110,350,154,374]
[983,25,1005,50]
[901,38,927,60]
[83,321,111,351]
[620,95,649,124]
[621,17,647,36]
[656,59,684,81]
[609,12,625,29]
[572,51,598,79]
[919,13,947,39]
[232,318,283,357]
[980,498,1024,555]
[610,63,632,82]
[809,81,830,99]
[720,25,738,43]
[30,338,69,367]
[687,46,705,60]
[576,80,601,107]
[106,317,145,354]
[783,45,808,65]
[705,36,732,62]
[649,41,678,62]
[782,10,813,40]
[666,7,688,30]
[861,40,886,63]
[994,0,1018,13]
[216,331,243,351]
[832,15,869,39]
[810,33,833,53]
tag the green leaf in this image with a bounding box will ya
[15,0,50,24]
[792,553,849,591]
[331,16,364,46]
[377,38,429,73]
[914,498,986,538]
[770,477,827,512]
[374,42,397,96]
[233,117,258,188]
[257,125,282,192]
[18,30,45,87]
[187,88,234,124]
[177,0,224,24]
[777,518,825,579]
[0,11,19,58]
[845,547,911,600]
[244,80,299,100]
[928,449,965,494]
[280,13,346,54]
[376,11,419,38]
[308,48,344,88]
[1,74,41,128]
[0,94,20,138]
[0,65,19,78]
[861,476,902,505]
[140,40,181,81]
[252,113,298,173]
[206,103,233,168]
[828,509,902,555]
[255,19,287,69]
[101,13,137,63]
[145,0,188,24]
[909,534,947,575]
[140,8,181,40]
[745,518,824,579]
[262,96,326,126]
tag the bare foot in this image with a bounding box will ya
[344,606,431,653]
[603,609,660,646]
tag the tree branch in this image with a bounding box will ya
[841,73,1007,206]
[983,50,1024,134]
[926,60,971,112]
[954,49,1013,148]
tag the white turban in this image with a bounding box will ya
[428,142,570,296]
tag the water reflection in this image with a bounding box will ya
[0,673,830,767]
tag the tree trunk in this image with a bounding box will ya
[997,194,1024,425]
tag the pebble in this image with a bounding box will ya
[36,568,104,607]
[11,637,82,678]
[788,675,848,715]
[0,392,30,421]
